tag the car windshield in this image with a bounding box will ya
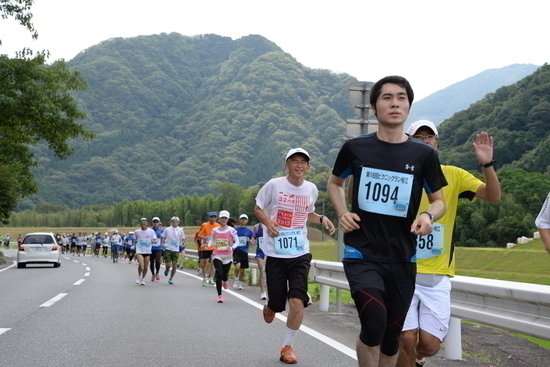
[23,235,54,244]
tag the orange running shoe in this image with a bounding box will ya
[279,345,297,364]
[263,305,275,323]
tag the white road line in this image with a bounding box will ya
[85,267,90,271]
[74,279,86,285]
[180,269,357,360]
[82,263,87,266]
[40,293,68,307]
[0,261,15,272]
[73,260,80,263]
[0,328,11,336]
[84,272,90,277]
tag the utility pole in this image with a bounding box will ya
[346,81,378,137]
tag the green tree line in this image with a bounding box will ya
[4,168,550,248]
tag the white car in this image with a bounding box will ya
[17,232,61,268]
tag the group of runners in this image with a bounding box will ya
[3,74,518,367]
[1,233,15,249]
[56,231,134,261]
[246,75,501,367]
[194,211,267,302]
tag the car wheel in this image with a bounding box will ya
[53,262,60,268]
[17,263,26,268]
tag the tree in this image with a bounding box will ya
[0,1,37,45]
[0,1,94,223]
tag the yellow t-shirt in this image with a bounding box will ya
[417,165,483,276]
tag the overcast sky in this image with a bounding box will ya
[1,0,548,101]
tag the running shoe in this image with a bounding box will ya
[238,282,244,290]
[156,274,160,281]
[208,278,215,285]
[261,292,267,300]
[136,278,141,284]
[279,345,297,364]
[217,295,224,303]
[202,278,208,286]
[416,358,426,366]
[233,280,240,289]
[263,305,275,323]
[222,281,229,290]
[151,274,156,281]
[168,279,173,285]
[164,268,169,276]
[140,279,145,285]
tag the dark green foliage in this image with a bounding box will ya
[0,52,93,223]
[25,33,355,208]
[438,63,550,173]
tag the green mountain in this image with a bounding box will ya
[437,63,550,173]
[22,32,550,211]
[407,63,540,124]
[26,33,356,208]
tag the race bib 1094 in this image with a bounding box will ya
[358,167,413,217]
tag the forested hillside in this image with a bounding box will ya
[25,33,355,208]
[437,63,550,172]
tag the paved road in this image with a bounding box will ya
[1,248,548,367]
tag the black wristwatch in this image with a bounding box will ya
[480,159,496,168]
[419,211,434,222]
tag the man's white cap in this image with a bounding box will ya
[114,229,118,233]
[239,214,248,219]
[218,210,230,218]
[152,216,160,221]
[285,148,310,162]
[171,216,180,221]
[406,120,439,136]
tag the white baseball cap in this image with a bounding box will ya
[406,120,439,136]
[218,210,230,218]
[152,216,160,222]
[285,148,310,162]
[239,214,248,219]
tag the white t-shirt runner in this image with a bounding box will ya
[255,176,318,258]
[161,226,186,252]
[134,228,157,255]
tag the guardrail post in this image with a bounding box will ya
[319,284,330,311]
[444,317,462,360]
[251,268,258,285]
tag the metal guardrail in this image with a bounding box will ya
[450,275,550,339]
[310,259,550,359]
[184,251,550,359]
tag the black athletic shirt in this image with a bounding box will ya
[332,134,447,262]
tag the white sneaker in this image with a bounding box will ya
[415,358,426,367]
[136,278,140,284]
[140,279,145,285]
[233,280,240,289]
[261,292,267,300]
[238,282,244,290]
